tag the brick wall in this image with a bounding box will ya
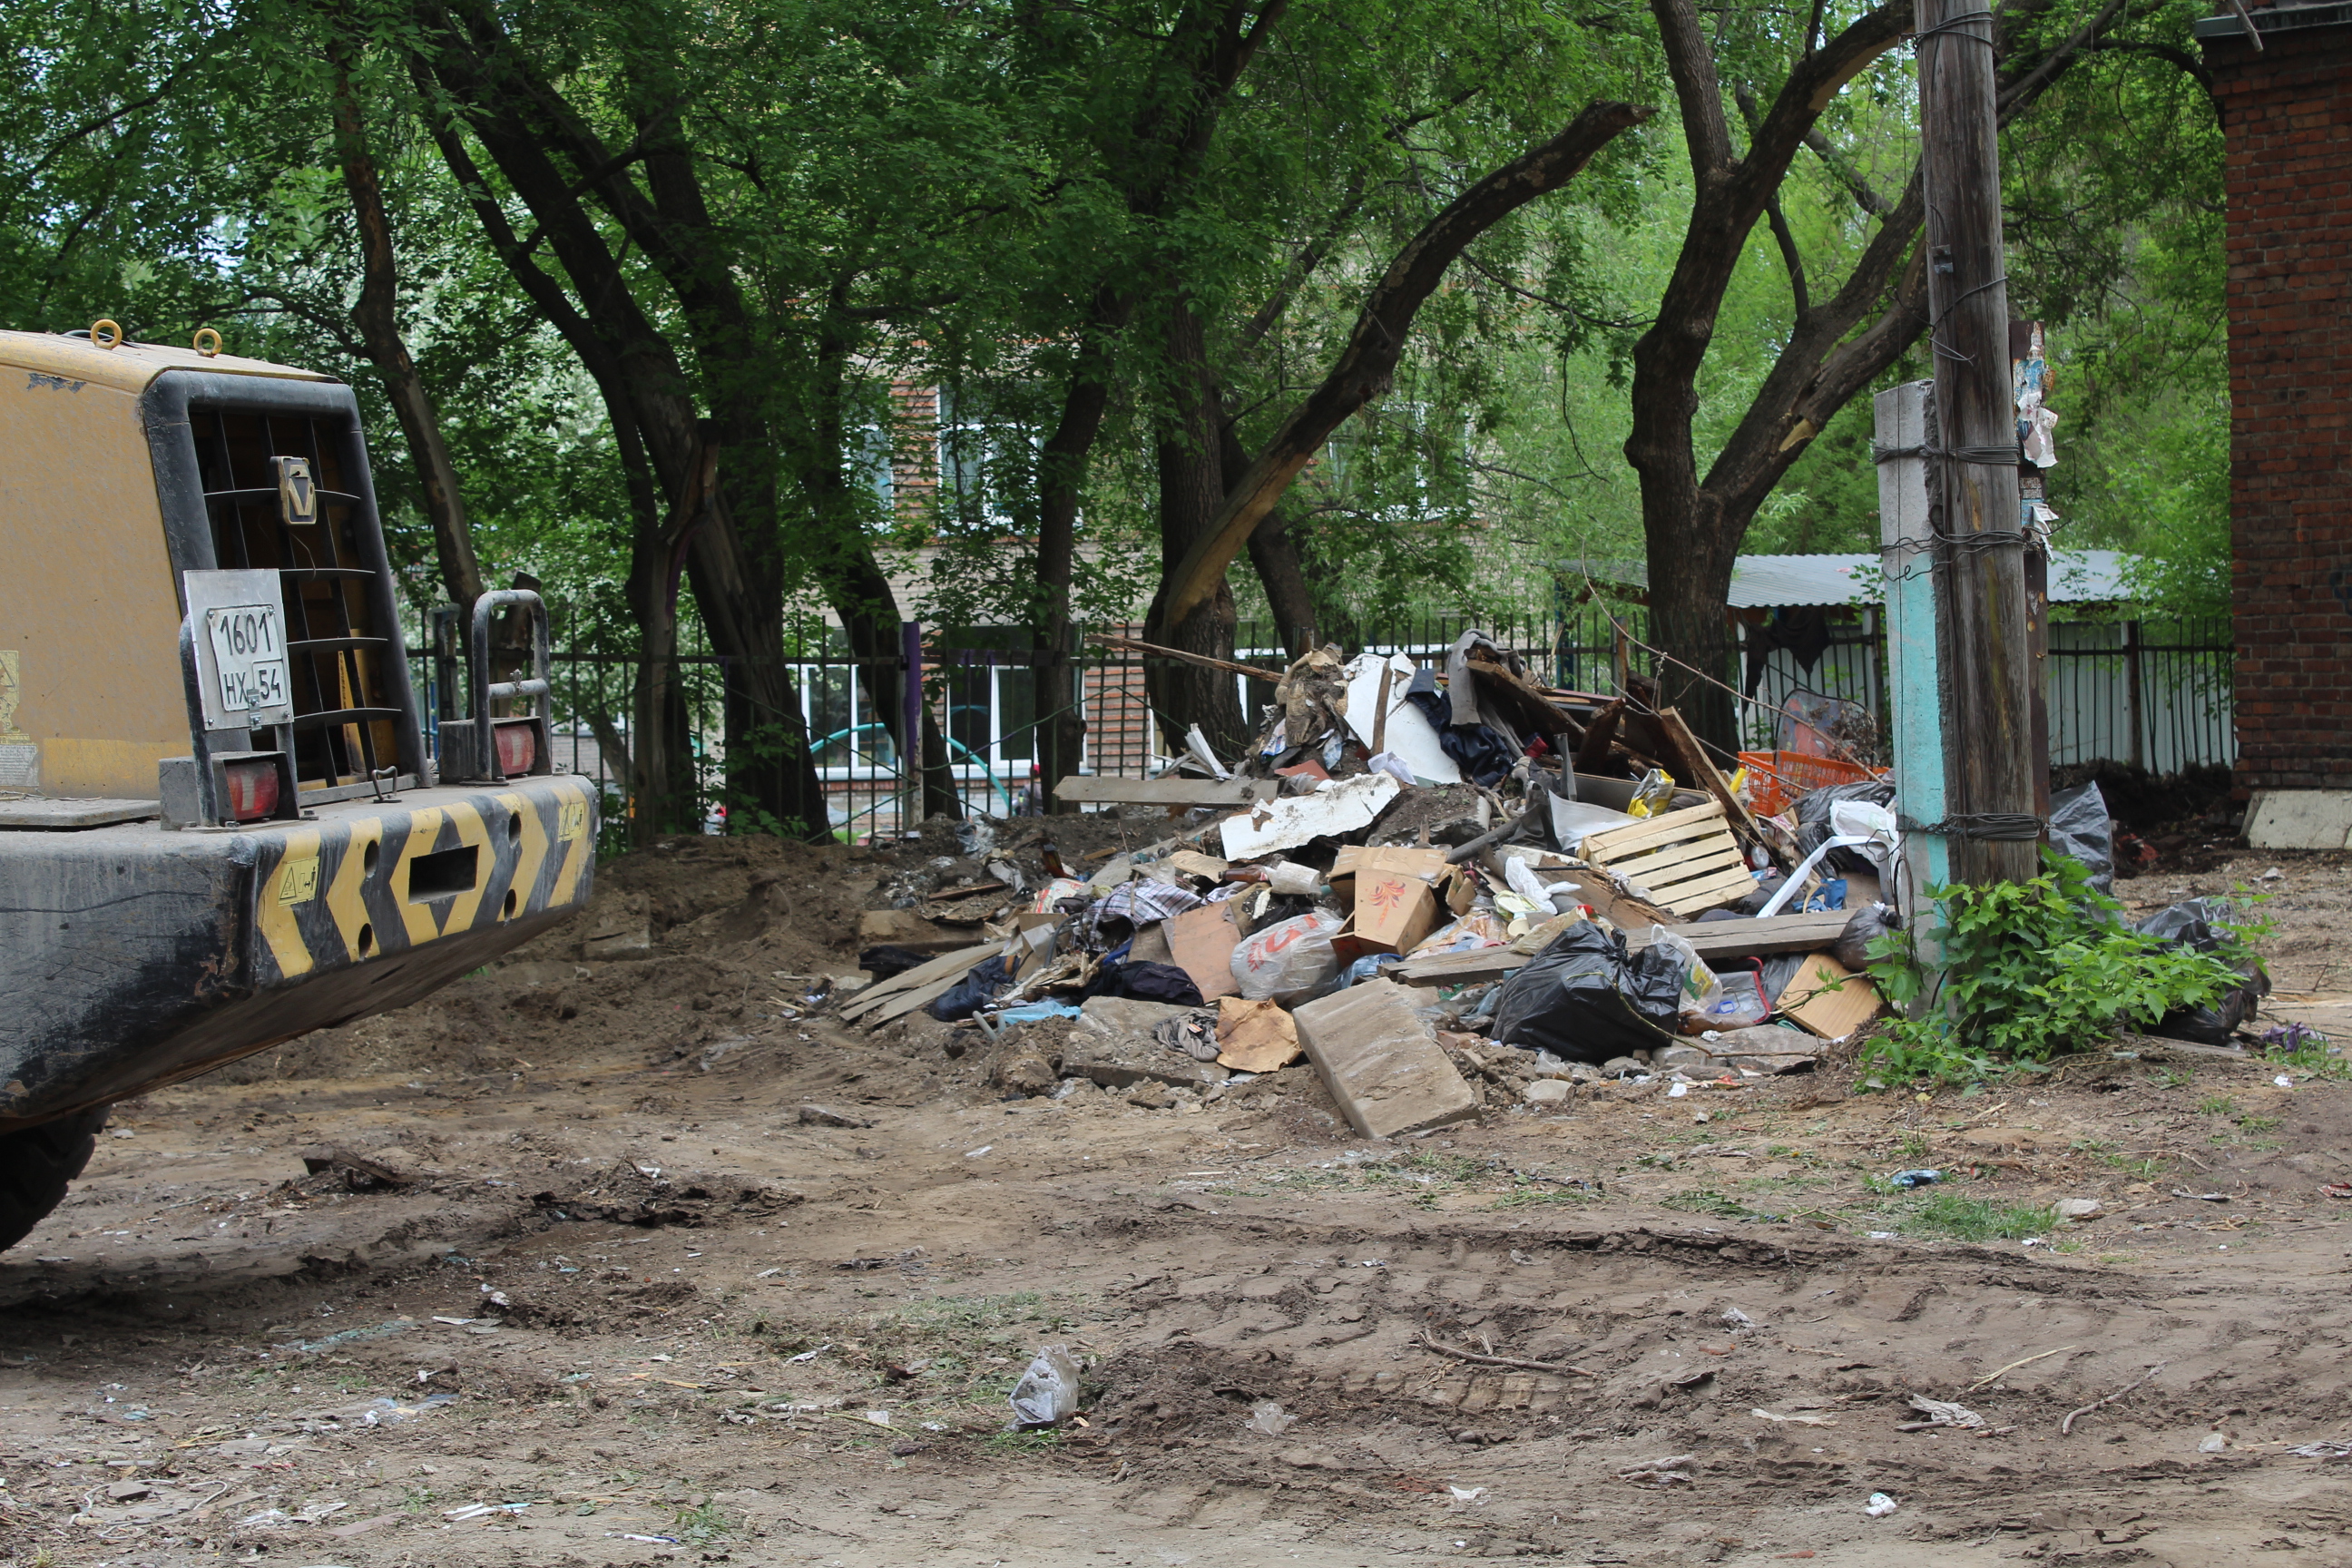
[2206,10,2352,791]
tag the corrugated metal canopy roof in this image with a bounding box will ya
[1566,549,2138,608]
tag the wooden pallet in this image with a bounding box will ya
[1578,800,1756,917]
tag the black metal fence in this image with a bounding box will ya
[405,603,2234,840]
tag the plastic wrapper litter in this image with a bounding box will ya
[1489,920,1685,1063]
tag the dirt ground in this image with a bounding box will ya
[5,828,2352,1568]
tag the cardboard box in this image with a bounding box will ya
[1330,847,1473,955]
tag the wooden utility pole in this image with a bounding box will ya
[1918,0,2038,882]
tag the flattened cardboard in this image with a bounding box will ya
[1776,952,1883,1040]
[1215,995,1300,1072]
[1163,902,1242,1000]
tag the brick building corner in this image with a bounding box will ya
[2200,3,2352,817]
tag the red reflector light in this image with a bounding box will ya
[223,759,279,821]
[494,720,537,775]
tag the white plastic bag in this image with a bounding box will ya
[1230,910,1344,1002]
[1828,797,1901,880]
[1008,1345,1080,1428]
[1504,855,1580,914]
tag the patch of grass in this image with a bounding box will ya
[1894,1132,1932,1161]
[983,1427,1062,1454]
[1887,1191,2054,1242]
[2152,1066,2194,1090]
[2197,1094,2240,1117]
[1488,1183,1601,1211]
[889,1292,1070,1337]
[1661,1188,1769,1221]
[671,1499,737,1544]
[2239,1114,2281,1132]
[2103,1154,2170,1180]
[402,1485,437,1514]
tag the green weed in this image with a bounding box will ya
[2197,1094,2240,1117]
[1885,1191,2054,1242]
[671,1499,737,1543]
[983,1428,1062,1454]
[1858,855,2261,1088]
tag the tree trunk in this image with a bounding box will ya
[1144,301,1251,760]
[1160,101,1651,630]
[416,9,834,839]
[1625,0,2125,753]
[326,43,484,615]
[1033,311,1123,810]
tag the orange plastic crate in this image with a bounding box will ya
[1736,750,1888,817]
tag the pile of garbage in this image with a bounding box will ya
[830,638,2262,1136]
[828,639,1920,1137]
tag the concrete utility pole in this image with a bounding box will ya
[1917,0,2039,882]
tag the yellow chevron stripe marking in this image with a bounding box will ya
[326,817,384,961]
[438,799,494,933]
[390,807,448,946]
[550,776,592,906]
[255,828,322,980]
[496,789,550,918]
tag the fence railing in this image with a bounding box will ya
[406,606,2234,839]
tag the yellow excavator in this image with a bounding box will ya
[0,321,598,1247]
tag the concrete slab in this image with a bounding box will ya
[2246,790,2352,849]
[1290,977,1478,1140]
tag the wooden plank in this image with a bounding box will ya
[1639,911,1849,961]
[862,975,964,1026]
[1601,834,1744,882]
[1777,952,1883,1039]
[1582,800,1728,861]
[839,940,1004,1019]
[1655,704,1773,858]
[1573,699,1624,773]
[1054,775,1277,806]
[1628,848,1749,892]
[1392,946,1533,983]
[1648,867,1763,916]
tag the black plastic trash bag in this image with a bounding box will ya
[2047,781,2115,897]
[1832,903,1899,972]
[1489,920,1684,1063]
[860,945,935,984]
[926,955,1010,1022]
[1793,780,1897,877]
[2133,896,2270,1044]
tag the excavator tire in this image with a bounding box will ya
[0,1108,107,1252]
